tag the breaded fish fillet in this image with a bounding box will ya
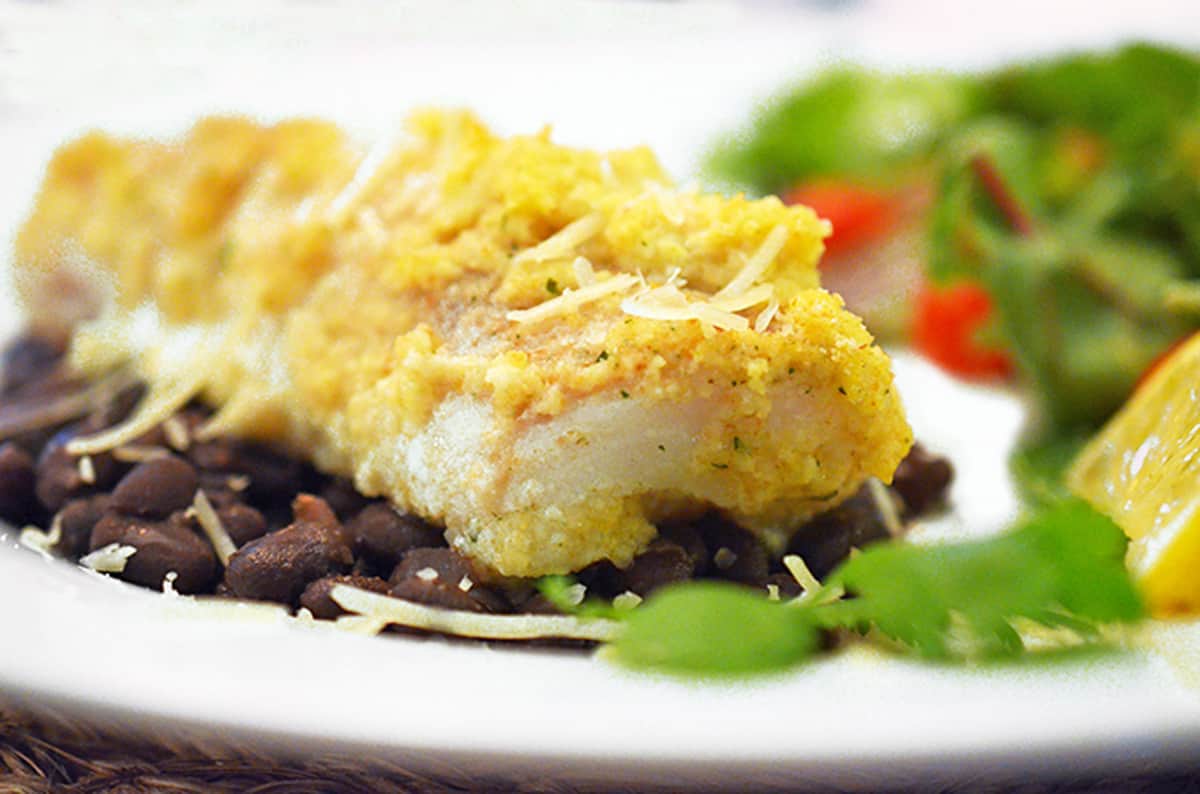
[13,111,912,577]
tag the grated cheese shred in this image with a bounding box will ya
[163,415,191,451]
[572,256,597,288]
[866,476,904,538]
[112,445,171,463]
[506,273,640,324]
[512,212,604,265]
[77,455,96,484]
[192,489,238,565]
[621,284,750,332]
[710,283,774,313]
[782,553,822,598]
[67,369,207,456]
[80,543,137,573]
[331,585,620,641]
[714,224,789,301]
[612,590,643,611]
[755,297,781,334]
[19,517,62,556]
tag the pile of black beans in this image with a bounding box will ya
[0,334,953,626]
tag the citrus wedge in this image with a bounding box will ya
[1068,332,1200,616]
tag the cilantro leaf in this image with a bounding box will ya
[607,582,820,677]
[607,500,1142,678]
[820,498,1143,660]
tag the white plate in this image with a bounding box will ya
[3,4,1200,789]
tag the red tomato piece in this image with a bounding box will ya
[911,281,1014,381]
[783,179,902,259]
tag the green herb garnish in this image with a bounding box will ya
[608,582,821,677]
[606,499,1142,677]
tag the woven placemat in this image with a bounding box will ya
[2,704,1199,794]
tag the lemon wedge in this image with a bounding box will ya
[1068,332,1200,616]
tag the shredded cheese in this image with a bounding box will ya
[334,615,392,636]
[112,445,170,463]
[710,283,774,313]
[81,543,137,573]
[572,256,597,288]
[67,369,207,456]
[326,138,394,223]
[511,222,783,333]
[18,517,62,556]
[754,297,781,334]
[331,585,620,641]
[782,554,846,607]
[512,212,604,265]
[77,455,96,485]
[866,476,904,538]
[621,284,750,332]
[506,273,639,324]
[192,489,237,565]
[564,582,587,606]
[612,591,642,611]
[163,415,191,451]
[713,224,789,301]
[782,554,822,597]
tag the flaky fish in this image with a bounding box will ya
[14,110,912,577]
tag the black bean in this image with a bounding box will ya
[1,335,64,396]
[188,439,303,507]
[511,591,563,615]
[299,574,390,620]
[217,502,267,547]
[389,548,504,612]
[574,558,624,599]
[223,497,353,604]
[658,523,709,576]
[350,556,380,578]
[34,428,121,512]
[318,478,372,522]
[54,494,111,560]
[786,489,888,579]
[110,455,198,518]
[614,539,694,597]
[697,516,769,586]
[291,493,341,532]
[891,443,954,517]
[90,511,217,594]
[349,503,443,570]
[0,441,38,525]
